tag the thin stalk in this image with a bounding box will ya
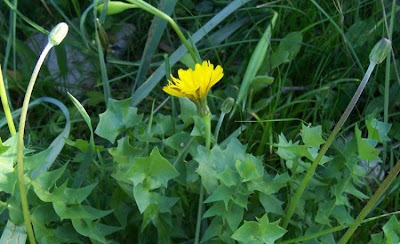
[144,100,155,155]
[382,0,396,164]
[214,112,225,143]
[310,0,364,73]
[383,54,390,163]
[281,210,400,244]
[126,0,201,63]
[339,160,400,244]
[0,66,16,135]
[282,62,376,229]
[17,42,54,244]
[3,0,48,34]
[164,55,176,133]
[94,18,110,104]
[194,113,211,244]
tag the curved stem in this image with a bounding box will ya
[194,113,211,244]
[214,113,225,143]
[0,66,16,136]
[17,42,53,244]
[339,160,400,244]
[282,62,376,229]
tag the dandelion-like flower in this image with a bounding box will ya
[163,61,223,101]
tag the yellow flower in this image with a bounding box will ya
[163,61,223,101]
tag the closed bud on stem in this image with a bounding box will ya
[96,18,109,51]
[369,38,391,64]
[48,22,69,46]
[221,97,235,114]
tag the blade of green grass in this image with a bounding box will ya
[48,0,81,35]
[310,0,364,73]
[93,6,111,105]
[68,93,95,188]
[79,3,95,50]
[3,0,48,34]
[71,0,82,18]
[202,18,249,48]
[2,0,17,94]
[130,0,252,106]
[132,0,177,91]
[380,0,397,213]
[94,24,111,104]
[99,0,109,23]
[4,0,18,110]
[235,10,278,112]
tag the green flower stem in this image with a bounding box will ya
[0,66,16,136]
[194,113,211,244]
[339,160,400,244]
[17,42,54,244]
[282,62,376,229]
[215,97,234,142]
[203,113,211,150]
[126,0,201,64]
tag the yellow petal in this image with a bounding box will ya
[163,60,223,100]
[163,85,186,97]
[209,65,224,88]
[170,74,181,85]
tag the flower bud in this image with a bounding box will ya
[97,2,137,15]
[369,38,391,64]
[96,19,109,51]
[48,22,69,46]
[221,97,235,114]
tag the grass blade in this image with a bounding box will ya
[3,0,48,34]
[67,93,95,188]
[130,0,252,106]
[132,0,177,90]
[235,10,278,112]
[94,12,111,104]
[310,0,364,73]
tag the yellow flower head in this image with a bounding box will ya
[163,61,224,101]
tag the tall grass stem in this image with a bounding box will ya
[282,62,376,229]
[339,160,400,244]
